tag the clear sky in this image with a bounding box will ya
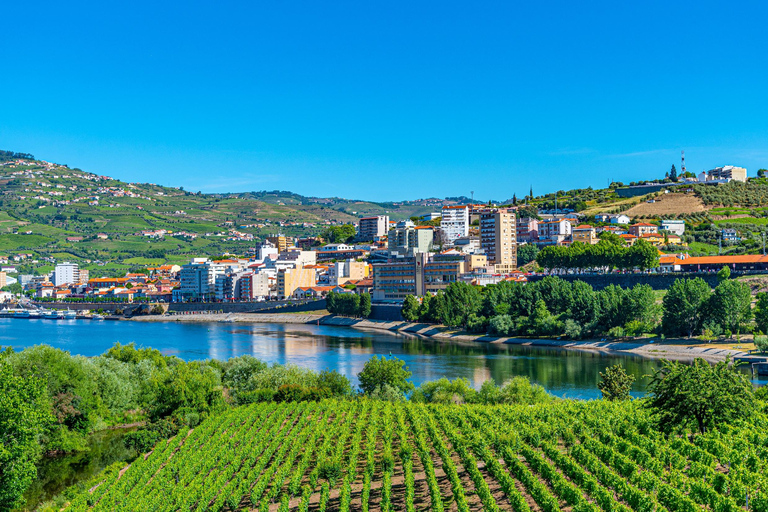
[2,1,767,201]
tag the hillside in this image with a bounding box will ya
[0,154,468,274]
[63,399,768,512]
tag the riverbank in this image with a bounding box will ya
[129,312,761,363]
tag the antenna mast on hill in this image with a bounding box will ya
[681,150,686,175]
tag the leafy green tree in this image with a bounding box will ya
[646,358,755,434]
[758,168,766,178]
[597,231,626,246]
[669,164,678,182]
[0,361,52,511]
[441,281,482,327]
[662,278,711,337]
[598,364,635,401]
[708,279,752,333]
[146,361,224,421]
[623,284,661,331]
[358,293,371,318]
[517,244,540,266]
[357,355,414,396]
[1,282,22,294]
[320,224,356,243]
[754,292,768,333]
[717,265,731,283]
[401,295,420,322]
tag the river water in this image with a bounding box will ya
[1,317,665,399]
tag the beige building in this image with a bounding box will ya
[707,165,747,182]
[0,271,6,288]
[277,266,316,299]
[267,235,290,253]
[329,259,368,285]
[479,208,517,273]
[571,224,597,244]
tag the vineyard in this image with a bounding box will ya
[66,400,768,512]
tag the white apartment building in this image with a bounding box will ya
[54,262,79,286]
[440,205,470,244]
[660,220,685,236]
[179,258,229,301]
[358,215,389,240]
[539,218,572,244]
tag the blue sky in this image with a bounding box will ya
[2,1,767,201]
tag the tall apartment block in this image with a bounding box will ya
[479,208,517,273]
[440,205,469,244]
[358,215,390,240]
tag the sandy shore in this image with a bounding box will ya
[130,312,765,363]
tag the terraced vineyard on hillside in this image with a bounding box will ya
[67,400,768,512]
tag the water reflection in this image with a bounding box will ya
[4,318,766,400]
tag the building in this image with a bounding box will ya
[721,228,741,243]
[276,266,316,299]
[387,221,434,255]
[423,253,467,293]
[571,224,597,244]
[178,258,229,301]
[0,271,6,289]
[706,165,747,182]
[54,262,79,286]
[479,208,517,273]
[372,253,428,301]
[266,235,290,253]
[238,271,270,300]
[328,259,368,286]
[277,249,317,268]
[538,218,572,244]
[357,215,389,241]
[420,212,441,222]
[660,220,685,236]
[453,236,482,254]
[595,213,631,224]
[440,205,470,244]
[628,223,658,237]
[516,218,539,243]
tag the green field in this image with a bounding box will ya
[64,399,768,512]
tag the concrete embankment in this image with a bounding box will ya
[129,312,758,363]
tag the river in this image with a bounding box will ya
[1,316,664,399]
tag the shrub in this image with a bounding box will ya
[237,389,276,404]
[466,313,488,334]
[755,335,768,354]
[564,319,583,340]
[488,314,514,336]
[357,356,414,396]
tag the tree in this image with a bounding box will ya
[358,293,371,318]
[0,361,52,510]
[662,278,711,337]
[441,281,482,327]
[357,355,414,396]
[646,358,755,434]
[517,244,540,266]
[512,193,517,205]
[708,279,752,333]
[670,164,678,182]
[320,224,356,243]
[597,231,626,246]
[758,168,766,178]
[717,265,731,283]
[401,295,420,322]
[598,364,635,401]
[754,293,768,333]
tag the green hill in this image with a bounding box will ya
[0,154,462,274]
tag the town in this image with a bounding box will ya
[0,162,759,306]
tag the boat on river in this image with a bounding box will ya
[42,309,63,319]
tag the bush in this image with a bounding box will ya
[237,389,276,404]
[357,356,414,396]
[755,335,768,354]
[368,383,406,402]
[123,430,161,453]
[466,313,488,334]
[488,314,515,336]
[598,364,635,401]
[274,384,330,403]
[564,319,583,340]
